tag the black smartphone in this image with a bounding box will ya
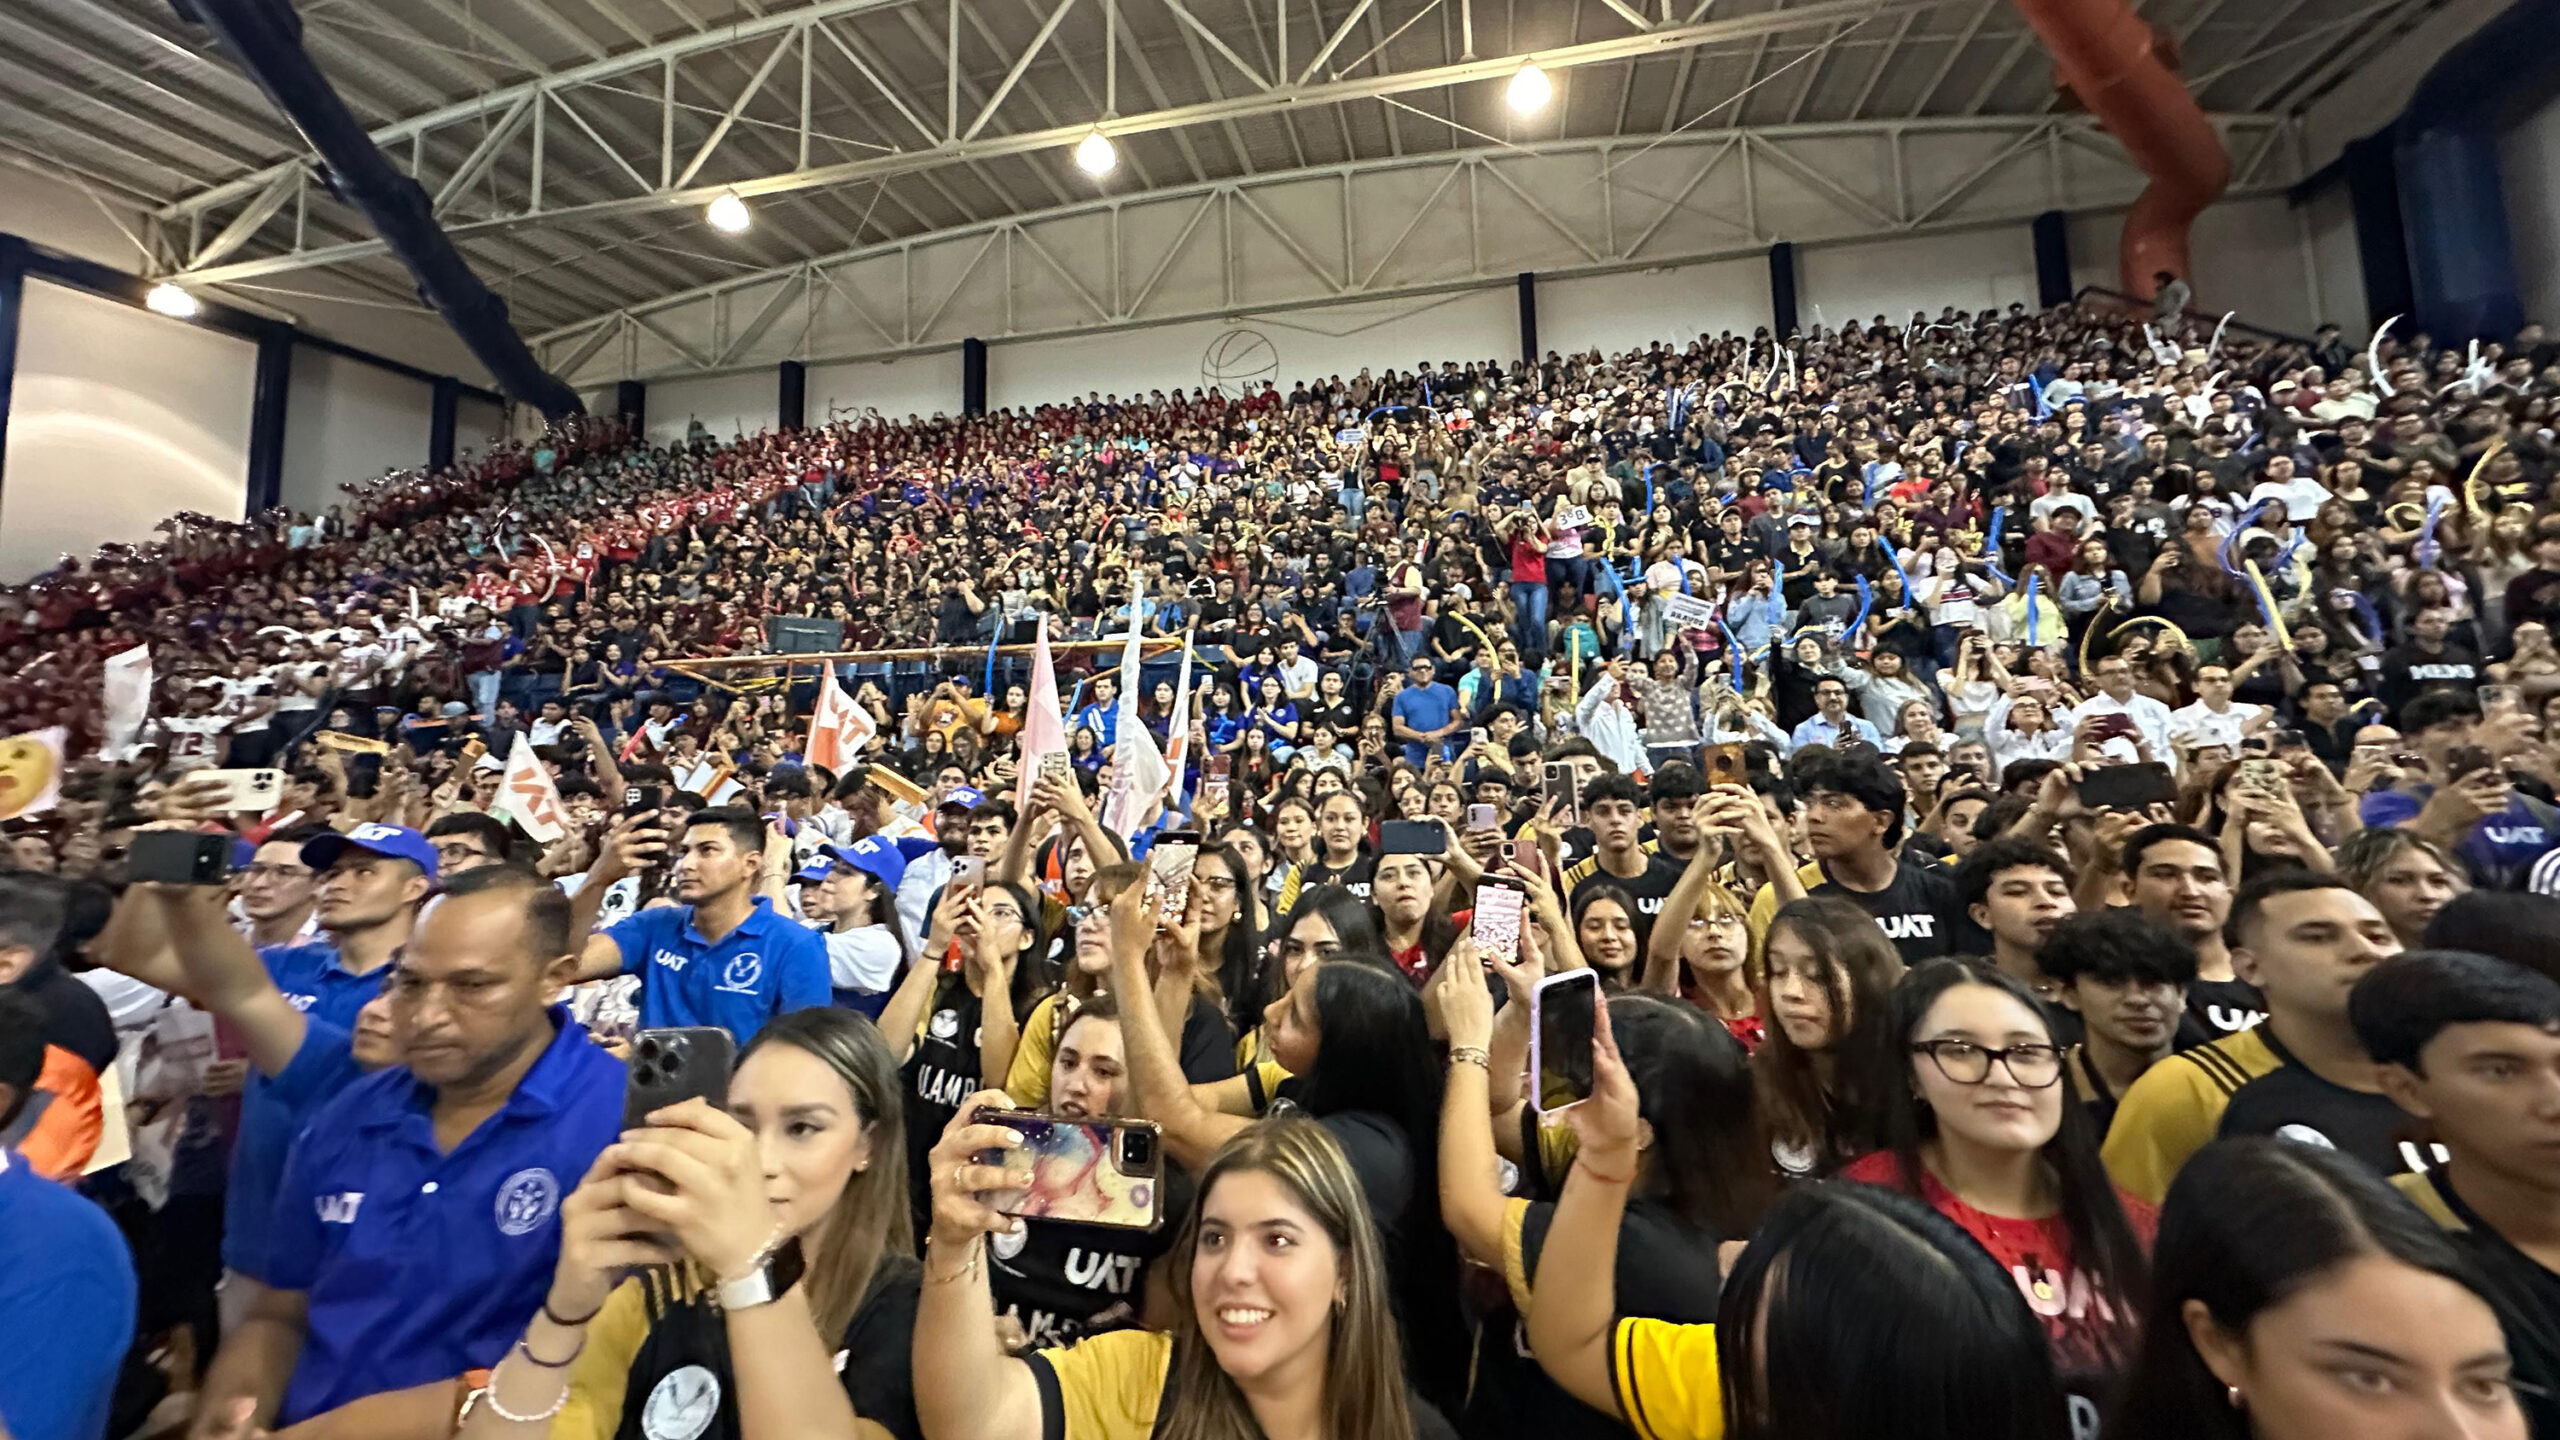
[2076,762,2178,812]
[2447,745,2497,783]
[622,1027,736,1128]
[129,831,234,885]
[623,783,664,817]
[1532,970,1601,1113]
[1379,819,1449,856]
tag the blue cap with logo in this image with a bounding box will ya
[301,822,441,882]
[939,785,987,812]
[813,835,936,891]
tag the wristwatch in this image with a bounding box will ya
[713,1234,806,1312]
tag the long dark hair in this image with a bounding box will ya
[1753,897,1904,1173]
[2110,1138,2508,1440]
[1723,1183,2068,1440]
[1199,843,1270,1033]
[1870,960,2149,1358]
[1289,961,1464,1406]
[1280,883,1395,976]
[1611,993,1776,1237]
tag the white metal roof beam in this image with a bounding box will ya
[165,0,1974,283]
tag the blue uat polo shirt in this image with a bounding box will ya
[265,1008,623,1425]
[224,1017,365,1280]
[604,895,830,1043]
[227,940,391,1278]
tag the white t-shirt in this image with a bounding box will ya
[821,926,904,992]
[155,715,231,771]
[2169,699,2264,753]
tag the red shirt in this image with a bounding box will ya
[1840,1151,2153,1385]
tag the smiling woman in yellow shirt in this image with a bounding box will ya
[1521,1003,2073,1440]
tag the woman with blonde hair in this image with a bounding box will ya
[460,1009,916,1440]
[914,1110,1455,1440]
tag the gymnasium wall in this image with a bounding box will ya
[0,164,510,579]
[279,346,434,520]
[1,280,256,580]
[2504,82,2560,330]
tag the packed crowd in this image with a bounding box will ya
[5,287,2560,1440]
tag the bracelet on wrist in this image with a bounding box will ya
[1575,1151,1638,1187]
[541,1295,605,1330]
[925,1232,985,1286]
[1447,1045,1491,1069]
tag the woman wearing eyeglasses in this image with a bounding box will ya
[1843,958,2154,1409]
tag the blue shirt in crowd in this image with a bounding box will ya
[224,1018,366,1279]
[227,941,389,1277]
[266,1010,624,1425]
[1390,680,1461,764]
[0,1148,135,1440]
[605,895,830,1043]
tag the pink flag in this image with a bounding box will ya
[1014,613,1069,810]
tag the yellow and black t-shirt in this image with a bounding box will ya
[1002,990,1239,1106]
[1608,1318,1724,1440]
[2101,1024,2420,1205]
[1462,1195,1725,1440]
[1024,1329,1461,1440]
[1274,855,1375,913]
[554,1256,923,1440]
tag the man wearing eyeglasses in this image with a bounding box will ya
[234,830,322,948]
[425,812,512,875]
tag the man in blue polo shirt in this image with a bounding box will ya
[574,806,828,1042]
[95,808,435,1320]
[0,992,135,1440]
[195,866,623,1437]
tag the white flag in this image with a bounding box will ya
[491,733,570,843]
[804,665,872,775]
[101,644,152,762]
[1101,579,1170,835]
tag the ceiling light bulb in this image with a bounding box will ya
[706,190,752,234]
[1074,129,1117,177]
[146,282,200,318]
[1507,62,1552,113]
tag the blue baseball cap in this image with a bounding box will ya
[813,835,920,891]
[938,785,986,812]
[301,822,441,882]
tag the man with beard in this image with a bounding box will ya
[896,788,983,941]
[576,806,828,1043]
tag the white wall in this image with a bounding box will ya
[2503,84,2560,327]
[1541,256,1770,354]
[1799,228,2039,329]
[986,288,1519,411]
[646,370,779,446]
[3,280,257,580]
[457,397,510,460]
[279,346,434,519]
[809,351,962,424]
[2067,193,2354,337]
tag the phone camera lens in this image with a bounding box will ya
[1120,1130,1155,1169]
